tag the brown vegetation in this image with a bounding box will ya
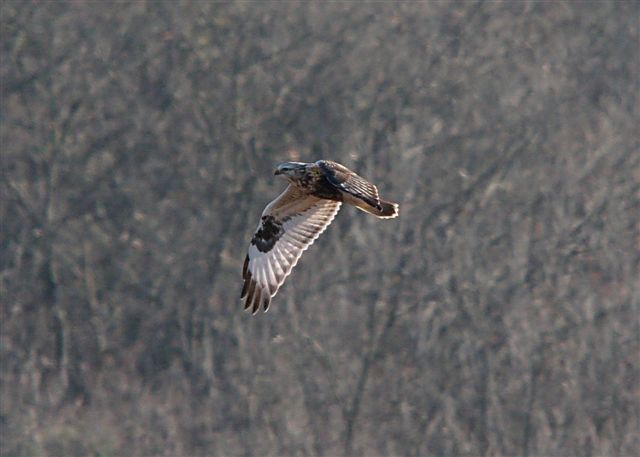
[1,1,638,456]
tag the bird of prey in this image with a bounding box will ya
[241,160,399,314]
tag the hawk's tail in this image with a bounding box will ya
[374,200,399,219]
[345,193,399,219]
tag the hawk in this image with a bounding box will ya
[242,160,399,314]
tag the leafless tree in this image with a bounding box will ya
[2,1,638,456]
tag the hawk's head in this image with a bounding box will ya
[274,162,308,181]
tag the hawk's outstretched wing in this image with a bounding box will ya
[242,185,342,313]
[317,160,381,210]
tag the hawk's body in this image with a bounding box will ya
[242,160,399,313]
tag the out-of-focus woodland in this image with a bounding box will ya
[1,1,639,456]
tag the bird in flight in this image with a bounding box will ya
[242,160,399,314]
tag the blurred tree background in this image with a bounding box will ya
[1,1,638,456]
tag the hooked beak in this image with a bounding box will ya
[274,168,282,175]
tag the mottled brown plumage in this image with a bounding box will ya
[241,160,399,314]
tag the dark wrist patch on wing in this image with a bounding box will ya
[251,215,285,252]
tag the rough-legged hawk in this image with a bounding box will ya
[242,160,399,314]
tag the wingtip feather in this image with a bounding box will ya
[245,280,256,310]
[252,288,262,314]
[242,255,249,278]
